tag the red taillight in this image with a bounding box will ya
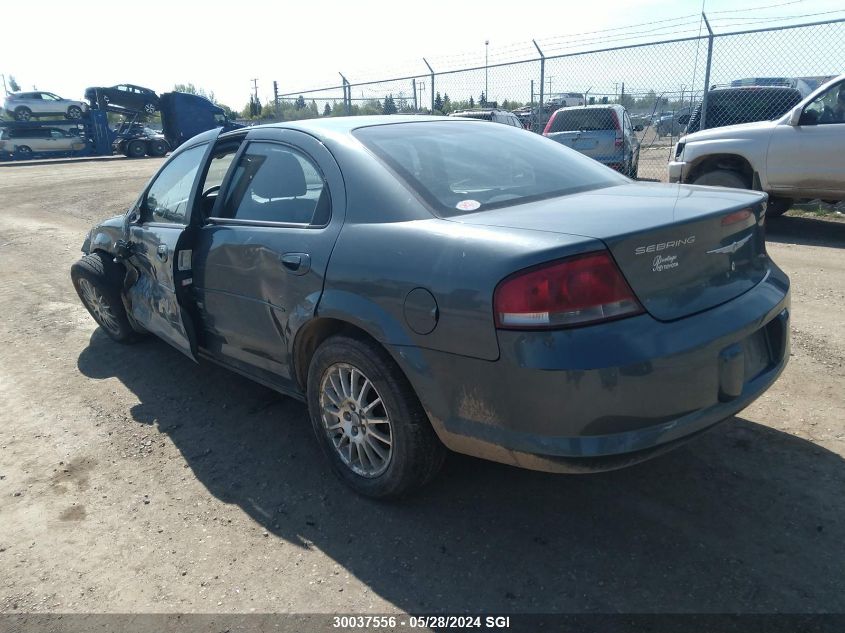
[721,208,752,226]
[542,112,557,135]
[612,110,623,146]
[494,251,643,329]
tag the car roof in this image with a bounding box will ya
[237,115,474,141]
[556,104,623,112]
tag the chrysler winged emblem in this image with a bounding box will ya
[706,234,752,255]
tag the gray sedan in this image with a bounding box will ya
[72,116,790,498]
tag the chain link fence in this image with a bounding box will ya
[277,18,844,182]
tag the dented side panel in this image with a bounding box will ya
[125,223,196,360]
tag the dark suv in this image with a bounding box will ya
[85,84,159,114]
[686,85,803,134]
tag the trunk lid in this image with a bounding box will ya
[451,183,769,322]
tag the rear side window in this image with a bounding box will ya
[355,121,623,218]
[219,142,330,225]
[549,109,616,132]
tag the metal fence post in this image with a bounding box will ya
[423,58,435,113]
[533,40,545,133]
[412,78,417,111]
[700,13,714,131]
[339,73,351,115]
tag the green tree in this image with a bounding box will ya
[323,103,331,116]
[442,94,451,113]
[383,95,397,115]
[469,96,475,108]
[8,75,20,92]
[295,95,306,110]
[479,91,487,107]
[433,92,443,113]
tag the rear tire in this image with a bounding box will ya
[14,107,32,121]
[71,252,138,343]
[307,335,445,499]
[691,169,749,190]
[126,140,147,158]
[146,139,168,157]
[16,145,32,156]
[143,102,156,115]
[766,197,792,218]
[66,106,83,119]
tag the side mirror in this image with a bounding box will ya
[788,105,803,126]
[634,124,644,132]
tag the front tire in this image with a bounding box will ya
[143,102,156,115]
[71,252,137,343]
[66,106,83,119]
[16,145,32,156]
[307,336,445,499]
[766,197,792,218]
[14,107,32,121]
[691,169,749,189]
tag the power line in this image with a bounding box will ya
[710,0,806,14]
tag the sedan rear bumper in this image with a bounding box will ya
[392,264,790,473]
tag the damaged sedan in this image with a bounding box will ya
[72,117,790,498]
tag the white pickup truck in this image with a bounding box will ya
[668,74,845,217]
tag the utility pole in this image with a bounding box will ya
[273,80,279,118]
[547,75,554,98]
[251,78,259,101]
[0,74,7,96]
[485,40,489,104]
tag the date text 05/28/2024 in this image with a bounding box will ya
[332,615,511,629]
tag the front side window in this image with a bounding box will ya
[802,81,845,125]
[355,121,623,218]
[144,144,206,224]
[219,142,329,225]
[50,129,67,138]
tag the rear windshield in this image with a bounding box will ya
[354,121,623,218]
[549,108,617,133]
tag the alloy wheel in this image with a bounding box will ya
[78,278,120,334]
[319,363,393,477]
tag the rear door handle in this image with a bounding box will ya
[280,252,311,275]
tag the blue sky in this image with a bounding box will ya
[1,0,842,110]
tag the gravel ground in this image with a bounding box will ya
[0,157,843,615]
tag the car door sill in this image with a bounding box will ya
[197,349,306,402]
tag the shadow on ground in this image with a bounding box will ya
[78,331,845,613]
[765,214,845,249]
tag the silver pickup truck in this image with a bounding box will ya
[668,74,845,217]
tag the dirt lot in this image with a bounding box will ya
[0,157,843,616]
